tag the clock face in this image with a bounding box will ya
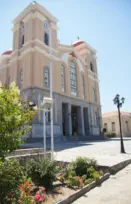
[44,22,49,30]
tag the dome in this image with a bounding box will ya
[1,50,12,56]
[73,40,85,47]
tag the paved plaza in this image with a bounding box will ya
[54,138,131,166]
[73,163,131,204]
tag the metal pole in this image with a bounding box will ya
[43,110,46,158]
[49,21,54,160]
[118,106,125,153]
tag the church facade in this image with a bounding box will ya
[0,2,102,140]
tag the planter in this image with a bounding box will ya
[55,173,110,204]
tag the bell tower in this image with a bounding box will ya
[11,1,58,51]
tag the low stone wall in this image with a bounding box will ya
[56,173,110,204]
[9,148,44,157]
[8,152,51,166]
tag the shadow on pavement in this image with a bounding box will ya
[54,142,93,152]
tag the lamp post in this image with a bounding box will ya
[48,20,54,160]
[113,94,126,153]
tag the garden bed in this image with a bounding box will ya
[0,156,109,204]
[44,173,110,204]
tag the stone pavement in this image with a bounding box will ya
[54,138,131,167]
[73,163,131,204]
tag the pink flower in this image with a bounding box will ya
[18,200,22,203]
[40,187,45,191]
[40,194,46,201]
[35,194,41,201]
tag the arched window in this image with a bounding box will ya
[20,21,24,47]
[70,61,77,96]
[8,76,11,87]
[125,121,129,131]
[44,67,49,87]
[44,33,49,46]
[81,75,85,98]
[90,62,94,72]
[93,88,97,102]
[18,69,23,89]
[61,65,65,92]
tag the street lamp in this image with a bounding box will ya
[38,96,53,159]
[113,94,126,153]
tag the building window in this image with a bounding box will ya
[18,69,23,89]
[8,76,11,87]
[81,75,85,98]
[44,67,49,87]
[61,65,65,92]
[93,88,97,102]
[46,109,51,123]
[112,122,115,132]
[90,62,94,72]
[44,33,49,46]
[95,112,98,127]
[70,61,77,96]
[20,21,24,47]
[125,121,129,131]
[104,123,108,130]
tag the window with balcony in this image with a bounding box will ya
[70,61,77,96]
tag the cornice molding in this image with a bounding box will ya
[12,2,58,25]
[18,46,60,61]
[22,39,59,54]
[88,74,99,83]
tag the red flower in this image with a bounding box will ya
[11,194,14,198]
[20,185,24,191]
[28,191,31,195]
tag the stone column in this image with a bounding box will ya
[64,103,72,136]
[83,107,90,136]
[77,107,85,136]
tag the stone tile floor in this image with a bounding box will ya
[54,138,131,166]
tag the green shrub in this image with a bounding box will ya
[67,176,80,187]
[106,132,116,138]
[85,178,94,185]
[0,158,25,204]
[87,166,100,181]
[0,83,35,160]
[103,128,107,133]
[82,174,87,181]
[26,157,56,189]
[68,157,97,176]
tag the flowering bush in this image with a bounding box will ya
[34,187,46,203]
[0,158,25,204]
[15,179,46,204]
[18,179,34,204]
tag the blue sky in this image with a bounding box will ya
[0,0,131,113]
